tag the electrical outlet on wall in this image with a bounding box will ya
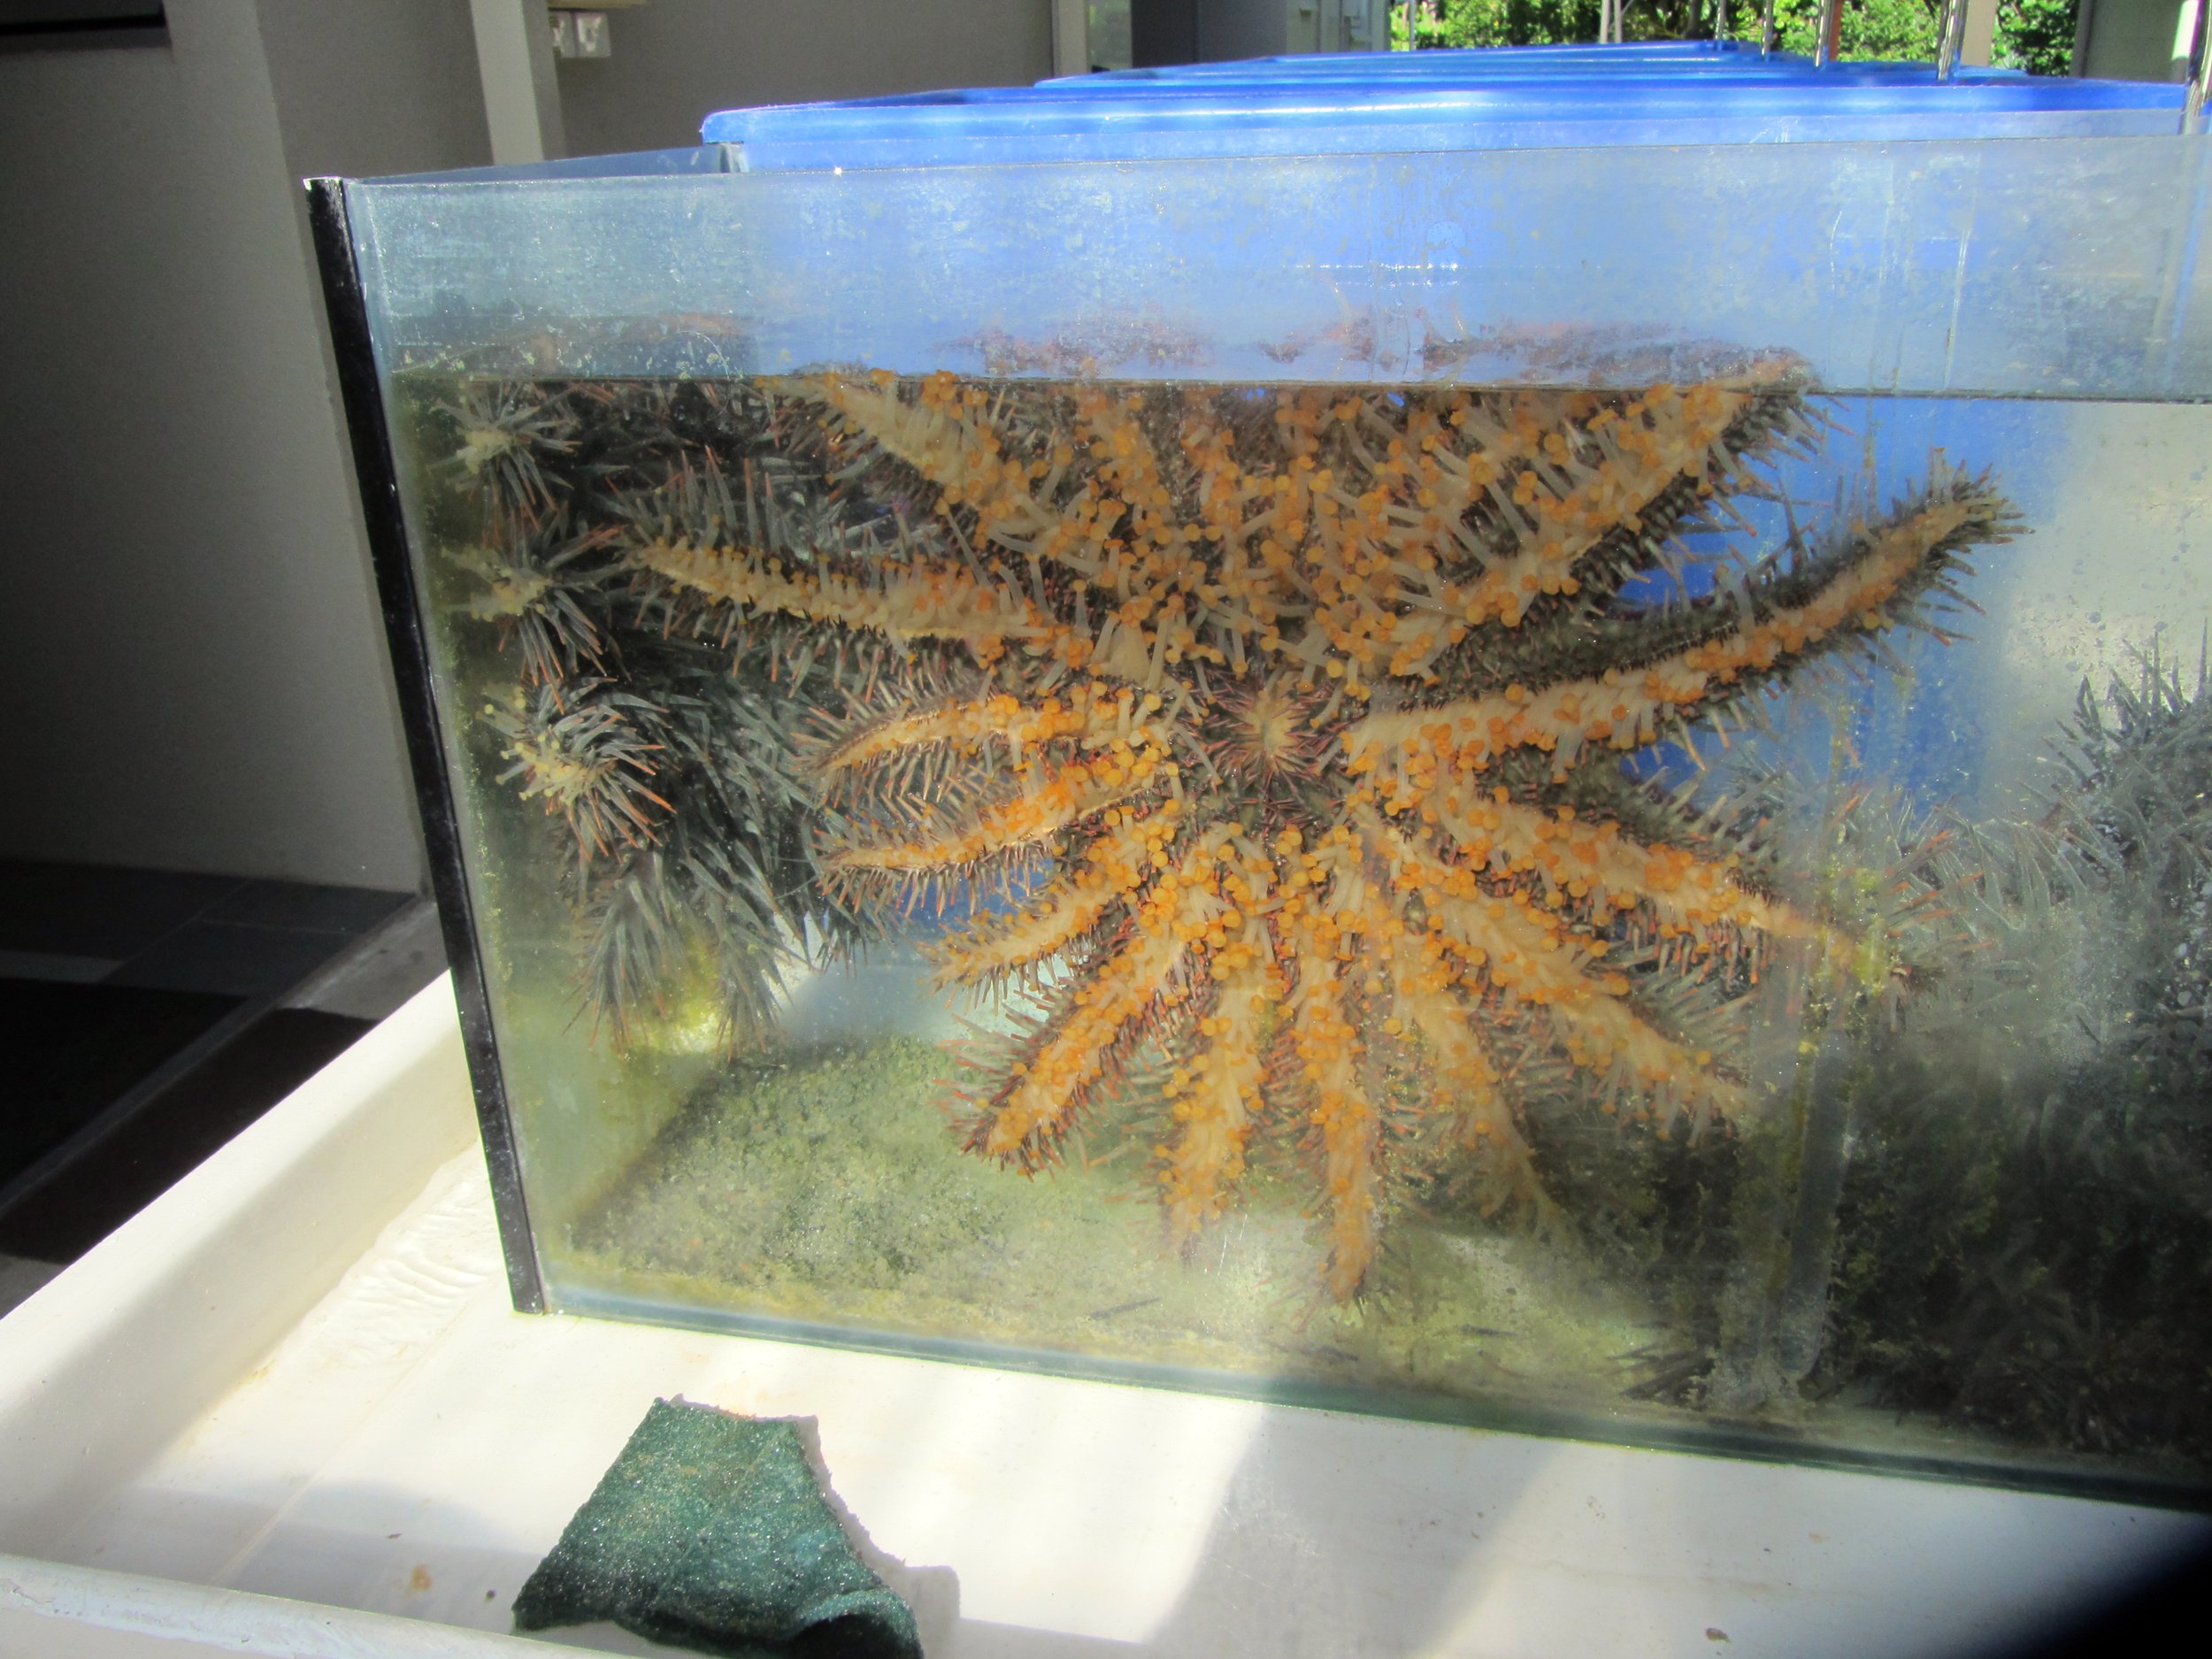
[549,8,610,59]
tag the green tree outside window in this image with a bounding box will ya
[1393,0,2079,77]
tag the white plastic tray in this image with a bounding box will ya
[3,979,2206,1657]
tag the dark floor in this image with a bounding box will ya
[0,861,411,993]
[0,859,444,1298]
[4,978,243,1189]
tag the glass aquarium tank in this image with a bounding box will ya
[311,76,2212,1506]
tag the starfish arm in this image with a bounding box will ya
[801,377,1248,694]
[1388,397,1552,522]
[1178,396,1261,539]
[926,804,1179,987]
[1431,365,1804,629]
[1360,811,1745,1124]
[826,750,1165,878]
[1422,790,1839,950]
[1343,471,2017,782]
[933,887,1114,989]
[967,926,1186,1166]
[1159,926,1275,1245]
[1071,387,1176,549]
[1229,368,1802,696]
[634,529,1167,687]
[966,830,1232,1165]
[1286,833,1424,1298]
[634,535,1043,654]
[490,687,670,862]
[1386,935,1555,1221]
[799,373,1076,557]
[1385,933,1504,1115]
[1283,906,1386,1302]
[1173,402,1312,669]
[819,683,1176,780]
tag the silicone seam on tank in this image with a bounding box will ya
[303,178,548,1315]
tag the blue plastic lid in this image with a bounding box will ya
[702,75,2187,171]
[1044,42,2024,82]
[1038,65,2036,89]
[1071,42,1778,75]
[875,63,2056,106]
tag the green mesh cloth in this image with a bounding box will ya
[511,1399,921,1658]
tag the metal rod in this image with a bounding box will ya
[1761,0,1776,56]
[1813,0,1842,67]
[1936,0,1968,81]
[2188,0,2212,135]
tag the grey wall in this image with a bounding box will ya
[556,0,1056,156]
[0,0,489,891]
[1197,0,1291,62]
[0,0,1055,887]
[2082,0,2196,80]
[257,1,492,181]
[1133,0,1200,65]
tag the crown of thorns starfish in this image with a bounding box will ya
[616,361,2016,1301]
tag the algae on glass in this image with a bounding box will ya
[398,357,2211,1486]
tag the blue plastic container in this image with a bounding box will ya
[1043,40,2023,83]
[704,40,2178,171]
[1055,41,1786,80]
[885,58,2039,99]
[703,76,2186,171]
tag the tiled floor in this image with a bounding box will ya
[0,859,415,998]
[0,861,444,1284]
[0,863,246,965]
[288,899,449,1022]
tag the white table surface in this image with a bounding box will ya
[2,979,2205,1657]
